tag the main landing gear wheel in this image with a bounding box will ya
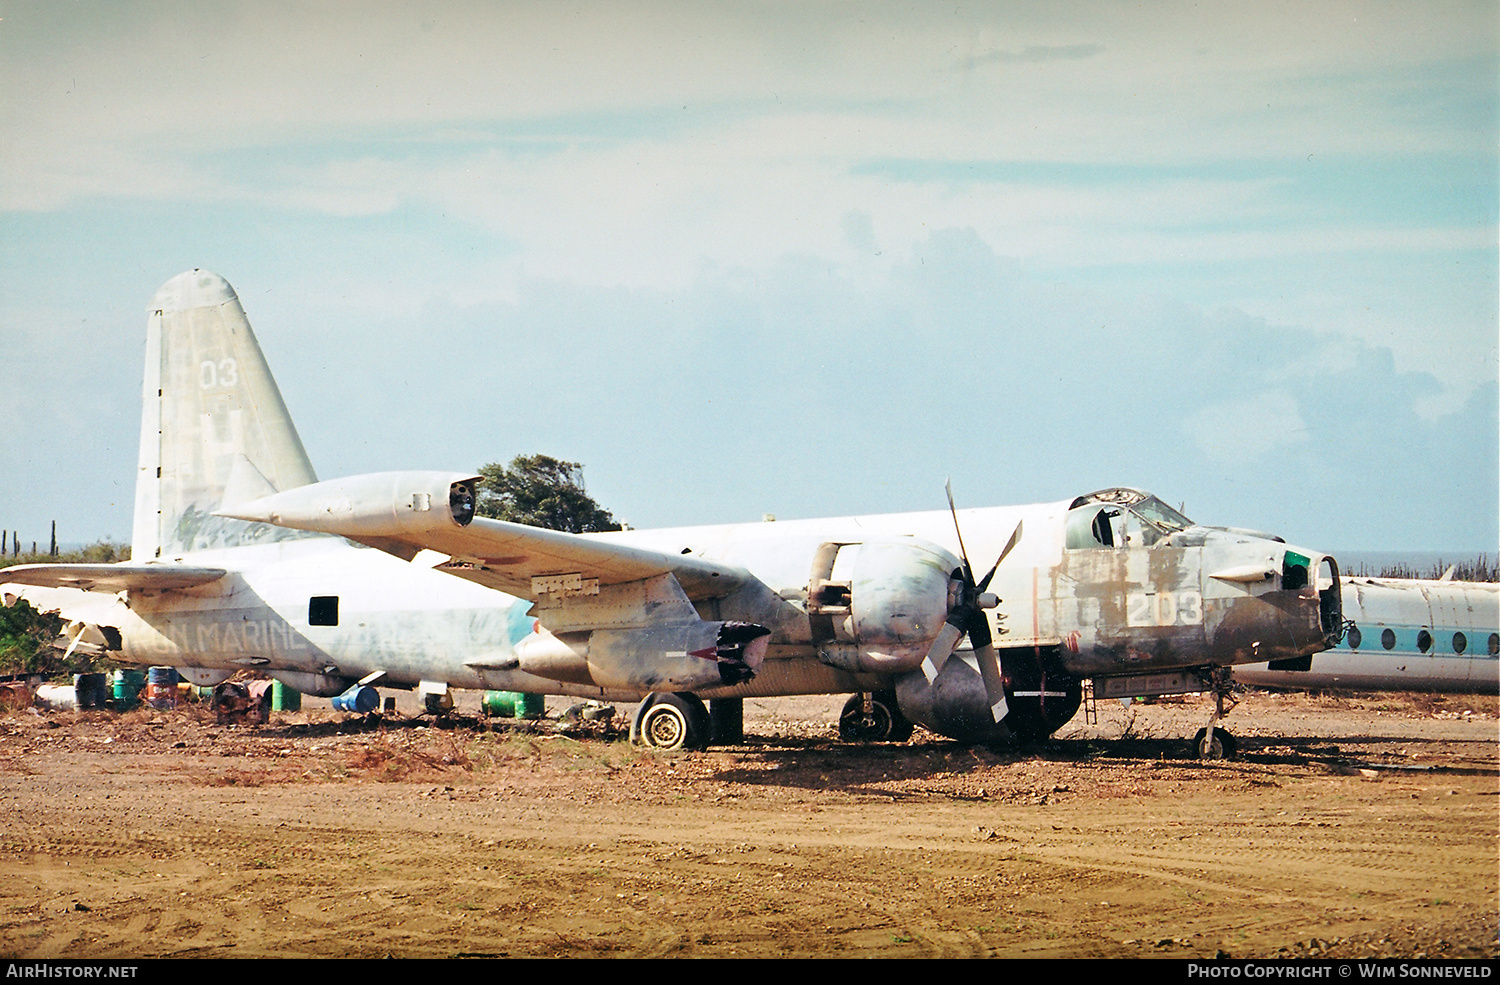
[1000,649,1083,742]
[631,692,711,751]
[1194,726,1238,761]
[838,690,914,743]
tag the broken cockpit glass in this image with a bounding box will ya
[1064,488,1195,550]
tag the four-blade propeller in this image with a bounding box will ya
[920,482,1023,724]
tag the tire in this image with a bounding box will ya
[634,693,710,751]
[1001,651,1082,742]
[838,691,913,743]
[1194,726,1236,761]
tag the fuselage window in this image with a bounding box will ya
[1065,506,1126,549]
[1092,508,1123,547]
[1346,626,1362,650]
[1416,629,1432,653]
[1452,632,1467,655]
[1489,633,1499,656]
[1381,628,1396,650]
[309,595,339,627]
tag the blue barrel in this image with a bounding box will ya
[145,666,178,709]
[331,685,378,713]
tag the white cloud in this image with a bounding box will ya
[1182,395,1313,465]
[4,2,1492,208]
[0,1,1492,550]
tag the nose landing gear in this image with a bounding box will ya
[1196,666,1240,760]
[1194,725,1238,760]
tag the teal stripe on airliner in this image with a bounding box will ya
[1345,623,1500,658]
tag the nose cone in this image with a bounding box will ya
[1205,535,1342,663]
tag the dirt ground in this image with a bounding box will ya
[0,687,1494,960]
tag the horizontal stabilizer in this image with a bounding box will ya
[0,563,227,594]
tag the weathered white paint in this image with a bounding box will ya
[3,270,1346,744]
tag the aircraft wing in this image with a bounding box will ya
[214,473,751,602]
[401,516,751,601]
[0,563,227,594]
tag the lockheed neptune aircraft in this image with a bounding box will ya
[1235,575,1498,694]
[3,271,1346,754]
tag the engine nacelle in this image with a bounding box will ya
[216,471,478,540]
[514,620,770,691]
[809,538,960,674]
[894,646,1083,744]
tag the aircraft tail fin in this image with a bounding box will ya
[132,270,320,559]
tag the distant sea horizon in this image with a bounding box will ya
[1333,550,1495,578]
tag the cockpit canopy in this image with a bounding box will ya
[1065,488,1196,550]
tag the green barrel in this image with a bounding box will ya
[482,691,547,719]
[481,691,514,717]
[113,669,147,710]
[270,680,301,711]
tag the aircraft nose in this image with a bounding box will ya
[1200,538,1343,663]
[1312,551,1344,646]
[1278,547,1345,649]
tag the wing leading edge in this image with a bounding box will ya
[420,515,751,601]
[215,471,751,602]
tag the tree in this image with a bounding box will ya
[0,599,65,677]
[1,540,129,677]
[475,455,623,533]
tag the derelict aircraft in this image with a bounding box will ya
[1235,575,1498,694]
[2,270,1347,755]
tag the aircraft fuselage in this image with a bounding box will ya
[53,488,1341,721]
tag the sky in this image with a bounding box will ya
[1,1,1496,556]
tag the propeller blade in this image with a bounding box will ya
[973,640,1010,723]
[920,621,964,683]
[975,521,1023,592]
[945,480,974,580]
[961,596,1011,723]
[941,487,1025,725]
